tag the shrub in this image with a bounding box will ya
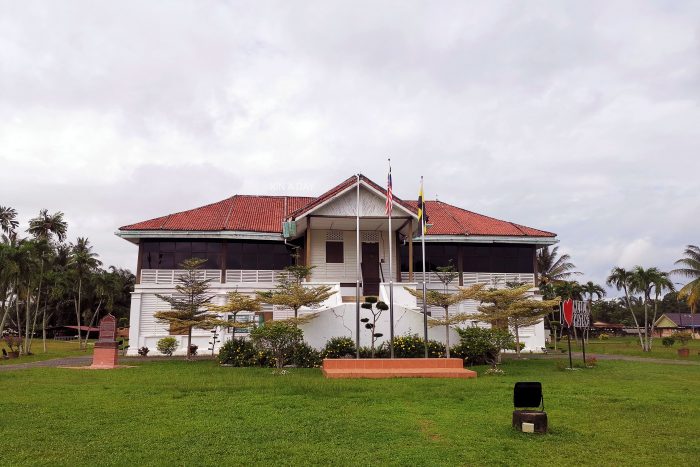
[662,336,675,347]
[251,321,303,369]
[674,331,692,347]
[189,344,198,356]
[359,344,390,358]
[321,336,356,359]
[453,327,515,366]
[137,346,150,356]
[598,333,610,340]
[290,341,322,368]
[3,336,21,353]
[156,337,179,356]
[392,334,445,358]
[219,338,258,366]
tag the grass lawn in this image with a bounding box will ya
[552,336,700,361]
[0,339,94,366]
[1,358,699,466]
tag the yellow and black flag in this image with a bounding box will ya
[418,176,428,234]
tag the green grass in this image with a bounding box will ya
[556,336,700,360]
[1,358,699,466]
[0,339,94,365]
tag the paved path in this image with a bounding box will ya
[518,352,700,366]
[0,356,92,371]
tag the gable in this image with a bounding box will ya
[655,315,678,328]
[313,185,408,217]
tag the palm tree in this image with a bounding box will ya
[69,237,102,349]
[647,270,674,350]
[0,206,19,235]
[629,266,665,351]
[536,246,581,286]
[26,210,68,353]
[607,267,644,349]
[672,245,700,336]
[580,281,605,343]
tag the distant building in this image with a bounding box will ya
[116,174,557,355]
[653,313,700,337]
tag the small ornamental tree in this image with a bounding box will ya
[257,264,335,326]
[156,337,178,356]
[360,296,388,358]
[472,284,561,357]
[250,320,303,369]
[208,290,261,340]
[154,258,225,360]
[405,281,485,358]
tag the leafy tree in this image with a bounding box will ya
[256,264,335,325]
[250,320,303,369]
[536,246,581,286]
[471,285,560,357]
[208,290,261,340]
[155,258,224,359]
[672,245,700,332]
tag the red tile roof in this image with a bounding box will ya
[119,175,555,238]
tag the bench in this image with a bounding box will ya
[322,358,477,379]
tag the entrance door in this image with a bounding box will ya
[361,242,380,296]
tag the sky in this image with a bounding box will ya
[1,0,698,294]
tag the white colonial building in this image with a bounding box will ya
[116,174,556,356]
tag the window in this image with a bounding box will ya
[326,241,344,263]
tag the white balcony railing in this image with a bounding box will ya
[400,272,535,287]
[225,270,289,284]
[140,269,222,285]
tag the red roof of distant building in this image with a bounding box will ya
[119,175,555,238]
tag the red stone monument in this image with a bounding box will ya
[91,314,119,368]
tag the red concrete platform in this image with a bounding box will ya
[322,358,477,379]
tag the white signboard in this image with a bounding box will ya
[573,301,590,329]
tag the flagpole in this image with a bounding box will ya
[355,174,361,359]
[421,176,429,358]
[388,160,395,359]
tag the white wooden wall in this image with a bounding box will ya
[309,229,396,283]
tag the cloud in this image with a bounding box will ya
[1,0,698,293]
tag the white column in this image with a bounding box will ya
[127,292,142,356]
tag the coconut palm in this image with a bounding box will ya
[672,245,700,335]
[26,210,68,352]
[69,237,102,348]
[536,246,581,286]
[647,270,674,350]
[606,267,644,349]
[0,206,19,236]
[580,281,605,342]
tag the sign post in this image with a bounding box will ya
[573,301,591,366]
[562,299,574,369]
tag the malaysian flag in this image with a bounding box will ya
[385,166,393,216]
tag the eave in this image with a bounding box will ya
[115,229,284,244]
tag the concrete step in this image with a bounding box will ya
[322,368,477,379]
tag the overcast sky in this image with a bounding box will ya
[1,0,698,294]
